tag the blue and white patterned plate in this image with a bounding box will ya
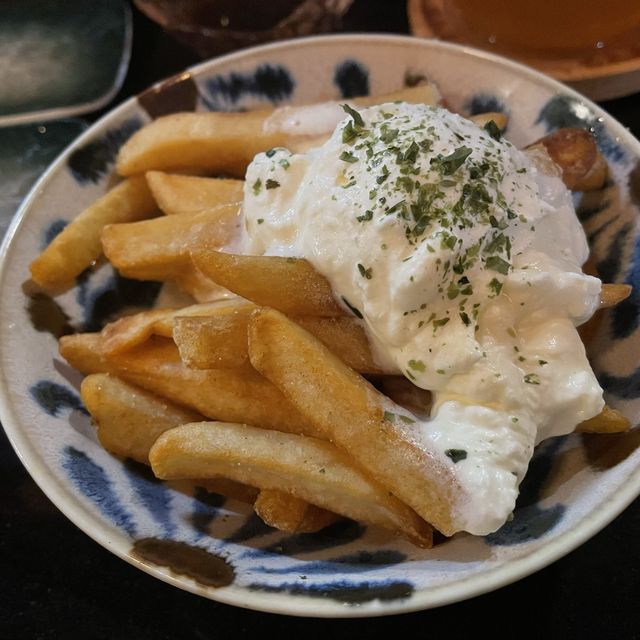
[1,35,639,617]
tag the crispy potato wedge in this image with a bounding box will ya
[248,308,462,536]
[101,299,252,355]
[599,283,632,308]
[29,176,157,291]
[254,489,339,533]
[81,373,203,464]
[149,421,433,547]
[102,207,240,281]
[146,172,244,215]
[528,128,607,191]
[469,112,508,130]
[191,251,344,316]
[174,313,387,374]
[60,333,321,437]
[577,405,631,434]
[117,109,287,177]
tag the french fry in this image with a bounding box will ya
[248,308,463,536]
[102,207,239,281]
[60,333,322,438]
[173,313,387,374]
[149,421,434,547]
[191,251,344,316]
[29,176,157,291]
[469,112,508,130]
[101,299,251,355]
[528,128,607,191]
[117,110,287,177]
[81,373,203,464]
[577,405,631,434]
[146,172,244,215]
[599,283,632,308]
[253,489,339,533]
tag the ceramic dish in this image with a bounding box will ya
[1,35,639,618]
[0,0,131,126]
[407,0,640,101]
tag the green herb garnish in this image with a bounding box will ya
[445,449,467,463]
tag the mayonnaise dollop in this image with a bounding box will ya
[241,102,603,535]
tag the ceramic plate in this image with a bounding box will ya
[1,35,639,618]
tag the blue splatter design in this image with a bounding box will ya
[486,438,566,546]
[29,381,87,417]
[202,65,294,111]
[466,93,506,116]
[62,446,136,536]
[252,550,406,575]
[535,96,626,163]
[334,60,369,99]
[189,486,226,540]
[226,513,275,544]
[248,579,413,604]
[123,460,176,537]
[76,271,161,332]
[67,117,142,184]
[261,520,365,554]
[42,219,68,249]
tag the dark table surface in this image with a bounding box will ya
[2,3,639,638]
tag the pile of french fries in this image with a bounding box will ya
[29,85,631,546]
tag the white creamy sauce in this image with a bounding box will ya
[241,103,603,535]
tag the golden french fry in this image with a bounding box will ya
[81,373,203,464]
[254,489,339,533]
[191,251,344,317]
[355,84,441,107]
[599,283,632,308]
[29,177,157,291]
[577,405,631,434]
[60,333,321,438]
[146,172,244,215]
[528,128,607,191]
[100,299,251,355]
[469,112,508,130]
[248,308,462,536]
[117,110,287,177]
[149,421,433,547]
[102,207,239,281]
[174,313,387,374]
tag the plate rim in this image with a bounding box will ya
[1,32,639,618]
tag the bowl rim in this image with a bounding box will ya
[1,32,639,618]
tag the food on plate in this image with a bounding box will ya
[30,81,631,545]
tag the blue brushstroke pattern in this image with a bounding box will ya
[67,117,142,184]
[486,438,566,546]
[225,513,275,544]
[248,579,413,604]
[598,366,640,399]
[203,65,294,111]
[62,446,136,536]
[42,219,68,249]
[466,93,506,116]
[189,486,226,540]
[334,60,369,99]
[261,520,365,555]
[252,550,406,575]
[29,381,87,417]
[123,459,175,537]
[76,271,161,332]
[611,232,640,340]
[535,96,626,163]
